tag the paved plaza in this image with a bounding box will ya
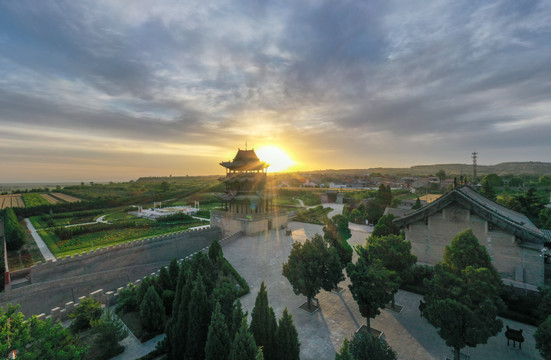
[223,221,543,360]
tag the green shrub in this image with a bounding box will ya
[117,283,138,314]
[69,297,103,332]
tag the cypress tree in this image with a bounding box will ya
[212,279,237,329]
[229,318,258,360]
[158,266,172,291]
[208,238,223,265]
[167,266,192,360]
[168,258,180,289]
[185,274,211,359]
[139,286,166,333]
[205,303,231,360]
[275,308,300,360]
[230,299,246,340]
[250,282,277,360]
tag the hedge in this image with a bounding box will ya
[4,207,24,250]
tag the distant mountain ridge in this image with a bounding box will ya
[365,161,551,176]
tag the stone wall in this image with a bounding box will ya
[0,227,220,305]
[404,202,544,287]
[211,210,289,237]
[34,230,243,322]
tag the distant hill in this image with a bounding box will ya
[365,162,551,177]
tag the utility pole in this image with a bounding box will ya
[472,152,478,184]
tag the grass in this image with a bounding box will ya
[22,193,50,207]
[102,211,138,222]
[293,205,332,225]
[39,221,208,257]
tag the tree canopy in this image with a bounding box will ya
[1,304,85,359]
[423,229,504,360]
[346,246,398,329]
[282,234,339,309]
[535,315,551,360]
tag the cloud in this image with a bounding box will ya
[0,0,550,181]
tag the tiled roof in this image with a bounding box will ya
[394,185,545,246]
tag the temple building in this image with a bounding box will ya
[210,148,289,236]
[394,185,548,289]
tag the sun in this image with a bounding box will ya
[256,146,296,172]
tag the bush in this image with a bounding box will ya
[117,283,138,314]
[69,297,103,332]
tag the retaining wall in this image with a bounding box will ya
[0,227,221,305]
[33,231,244,322]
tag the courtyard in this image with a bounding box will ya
[223,221,543,360]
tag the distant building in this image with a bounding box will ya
[394,185,547,289]
[210,148,289,236]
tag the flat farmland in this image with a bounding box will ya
[22,193,51,207]
[50,192,81,203]
[40,193,61,204]
[0,194,25,209]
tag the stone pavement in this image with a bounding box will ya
[223,221,543,360]
[24,218,56,261]
[111,334,165,360]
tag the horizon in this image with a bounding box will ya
[2,1,551,182]
[1,159,550,185]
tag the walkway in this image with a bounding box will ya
[111,334,165,360]
[24,218,56,262]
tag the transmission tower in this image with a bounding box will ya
[472,152,478,183]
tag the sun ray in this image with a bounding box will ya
[255,146,296,172]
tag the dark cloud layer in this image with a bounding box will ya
[0,0,550,181]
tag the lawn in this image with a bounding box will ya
[39,220,209,257]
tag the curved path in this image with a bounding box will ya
[24,218,56,262]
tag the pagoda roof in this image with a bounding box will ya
[394,185,546,246]
[220,149,269,171]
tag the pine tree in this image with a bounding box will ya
[139,286,166,333]
[275,308,300,360]
[205,303,231,360]
[250,282,277,360]
[229,318,258,360]
[185,274,212,359]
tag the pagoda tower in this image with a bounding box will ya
[218,148,271,214]
[210,147,289,236]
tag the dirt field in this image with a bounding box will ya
[40,193,60,204]
[50,192,81,203]
[0,194,25,209]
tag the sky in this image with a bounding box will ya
[1,0,550,182]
